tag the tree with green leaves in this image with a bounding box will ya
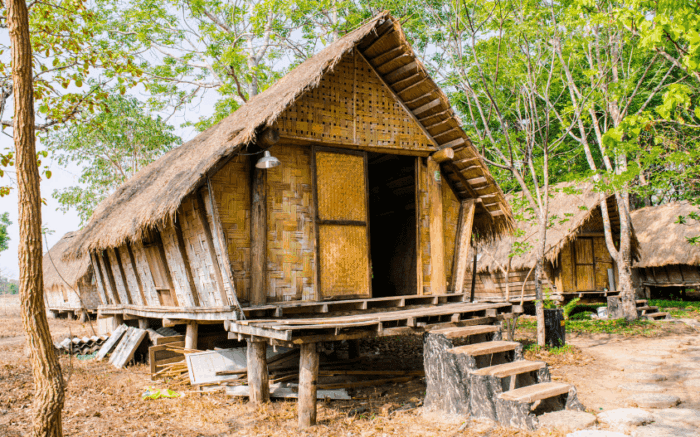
[45,95,180,223]
[0,212,10,253]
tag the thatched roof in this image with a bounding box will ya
[44,232,92,290]
[631,201,700,268]
[476,182,635,273]
[66,12,511,259]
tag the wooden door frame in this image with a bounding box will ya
[311,145,372,301]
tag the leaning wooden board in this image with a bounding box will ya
[109,327,148,368]
[95,324,127,361]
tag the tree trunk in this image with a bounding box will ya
[535,213,547,346]
[8,0,66,433]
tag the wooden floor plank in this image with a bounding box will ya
[472,360,545,377]
[448,341,519,357]
[429,325,499,339]
[498,382,570,403]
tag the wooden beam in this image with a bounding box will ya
[446,162,480,200]
[247,340,270,405]
[113,247,134,305]
[174,218,201,306]
[257,127,279,149]
[101,250,121,304]
[427,157,446,295]
[357,52,438,148]
[250,167,267,305]
[206,179,239,306]
[413,98,443,117]
[196,191,229,306]
[298,343,319,428]
[433,127,461,141]
[452,200,476,293]
[385,61,418,83]
[440,137,466,149]
[415,158,423,295]
[364,28,396,55]
[155,231,179,306]
[392,72,422,90]
[125,243,148,306]
[91,252,110,305]
[431,147,454,164]
[369,46,403,64]
[403,93,434,107]
[425,116,454,130]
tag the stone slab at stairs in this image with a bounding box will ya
[423,323,584,430]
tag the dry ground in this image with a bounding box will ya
[1,297,698,436]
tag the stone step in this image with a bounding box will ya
[448,340,520,357]
[498,382,571,403]
[472,360,546,378]
[429,325,500,339]
[643,312,669,320]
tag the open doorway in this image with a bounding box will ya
[368,153,417,297]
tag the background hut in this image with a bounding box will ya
[472,182,638,302]
[44,231,100,319]
[631,201,700,297]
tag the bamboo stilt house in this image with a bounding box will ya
[472,182,639,302]
[65,12,513,320]
[44,231,100,318]
[631,201,700,293]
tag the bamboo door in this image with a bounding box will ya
[313,148,371,300]
[574,238,595,291]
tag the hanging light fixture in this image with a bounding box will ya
[255,150,280,169]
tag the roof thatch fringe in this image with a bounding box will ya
[631,200,700,268]
[475,181,637,273]
[44,232,92,290]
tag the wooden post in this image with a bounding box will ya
[431,147,454,164]
[452,200,476,293]
[427,157,446,294]
[196,192,228,306]
[125,243,148,306]
[113,247,134,305]
[138,318,149,330]
[185,322,198,350]
[174,218,201,306]
[247,339,270,405]
[298,343,319,428]
[250,167,267,305]
[110,315,123,332]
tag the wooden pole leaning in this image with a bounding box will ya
[247,339,270,405]
[298,343,320,428]
[185,322,198,350]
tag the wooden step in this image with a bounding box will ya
[472,360,546,378]
[429,325,499,339]
[448,341,520,357]
[498,382,570,403]
[636,300,647,305]
[643,312,669,320]
[636,306,657,313]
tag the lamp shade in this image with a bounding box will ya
[255,150,281,169]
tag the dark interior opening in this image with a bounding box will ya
[368,153,417,297]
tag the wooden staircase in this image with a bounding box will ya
[636,299,669,320]
[424,323,583,429]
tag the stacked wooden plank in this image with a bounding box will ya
[95,324,150,368]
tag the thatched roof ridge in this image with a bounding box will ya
[44,232,92,290]
[476,182,627,273]
[631,201,700,268]
[66,11,512,259]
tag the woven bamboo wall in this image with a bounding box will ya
[129,240,161,306]
[178,196,225,306]
[277,53,433,152]
[417,159,431,294]
[160,225,198,306]
[442,178,461,288]
[199,188,236,304]
[115,246,146,306]
[593,237,614,290]
[211,156,251,302]
[472,270,554,301]
[319,225,369,297]
[316,152,367,221]
[78,280,101,309]
[266,145,315,302]
[91,254,109,305]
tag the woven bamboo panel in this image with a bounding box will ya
[107,248,131,304]
[129,240,160,306]
[277,53,433,151]
[559,243,574,292]
[319,224,369,298]
[177,196,223,306]
[442,179,460,288]
[211,156,251,301]
[266,145,315,302]
[115,244,147,306]
[574,239,595,291]
[78,280,101,309]
[417,159,431,293]
[160,226,197,306]
[316,152,366,221]
[593,236,613,291]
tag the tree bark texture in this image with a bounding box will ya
[8,0,66,433]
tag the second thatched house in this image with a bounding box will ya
[472,182,639,302]
[44,232,100,319]
[631,201,700,296]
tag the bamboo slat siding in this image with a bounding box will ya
[107,248,131,304]
[417,159,431,294]
[200,187,236,304]
[130,240,161,306]
[277,53,432,152]
[117,246,145,306]
[211,156,251,302]
[266,145,315,302]
[161,225,197,306]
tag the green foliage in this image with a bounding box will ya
[542,290,557,309]
[649,299,700,319]
[524,343,576,356]
[563,297,581,320]
[569,311,594,320]
[45,96,180,223]
[0,212,10,253]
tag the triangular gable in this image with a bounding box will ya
[276,52,436,154]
